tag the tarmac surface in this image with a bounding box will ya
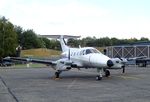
[0,66,150,102]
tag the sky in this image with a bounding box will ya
[0,0,150,39]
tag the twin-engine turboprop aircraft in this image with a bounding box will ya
[5,35,126,80]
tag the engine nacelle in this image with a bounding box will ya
[54,58,72,71]
[56,62,71,71]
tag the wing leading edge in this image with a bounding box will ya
[4,57,56,65]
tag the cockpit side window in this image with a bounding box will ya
[85,49,101,55]
[86,49,92,54]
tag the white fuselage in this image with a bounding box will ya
[61,47,123,69]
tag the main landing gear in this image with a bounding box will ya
[55,71,61,79]
[96,68,110,80]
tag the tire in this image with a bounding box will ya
[96,75,102,80]
[105,70,110,77]
[55,72,60,78]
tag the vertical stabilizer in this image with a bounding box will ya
[59,35,69,52]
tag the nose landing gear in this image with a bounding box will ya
[96,68,110,80]
[96,68,103,80]
[96,75,102,80]
[104,69,110,77]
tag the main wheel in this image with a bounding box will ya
[96,75,102,80]
[105,70,110,77]
[55,72,60,78]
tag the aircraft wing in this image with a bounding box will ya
[3,57,83,70]
[3,57,79,67]
[127,56,147,61]
[3,57,56,65]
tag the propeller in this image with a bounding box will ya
[119,58,126,73]
[122,66,125,73]
[68,48,70,60]
[116,57,126,73]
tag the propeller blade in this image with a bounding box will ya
[122,66,125,73]
[68,48,70,60]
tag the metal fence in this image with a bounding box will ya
[106,45,150,58]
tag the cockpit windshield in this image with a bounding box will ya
[85,49,100,54]
[92,49,100,53]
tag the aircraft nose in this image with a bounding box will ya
[107,60,114,67]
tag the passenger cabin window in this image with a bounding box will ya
[78,52,80,56]
[74,52,76,56]
[83,50,86,55]
[80,51,82,56]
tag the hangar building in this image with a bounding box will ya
[106,41,150,58]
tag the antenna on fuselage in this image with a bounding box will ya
[79,45,81,48]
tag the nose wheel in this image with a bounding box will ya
[96,68,103,80]
[96,75,102,80]
[104,69,110,77]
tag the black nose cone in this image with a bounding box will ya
[107,60,114,67]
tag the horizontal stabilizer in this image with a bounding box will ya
[39,35,80,39]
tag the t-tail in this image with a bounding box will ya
[59,35,69,52]
[39,35,80,52]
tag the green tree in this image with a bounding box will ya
[50,40,61,50]
[37,37,46,48]
[82,37,96,47]
[14,25,23,44]
[0,16,18,57]
[67,38,80,47]
[41,37,51,49]
[140,37,149,41]
[111,38,119,45]
[21,30,44,49]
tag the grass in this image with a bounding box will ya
[10,48,60,68]
[20,48,105,58]
[21,48,61,58]
[20,48,106,58]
